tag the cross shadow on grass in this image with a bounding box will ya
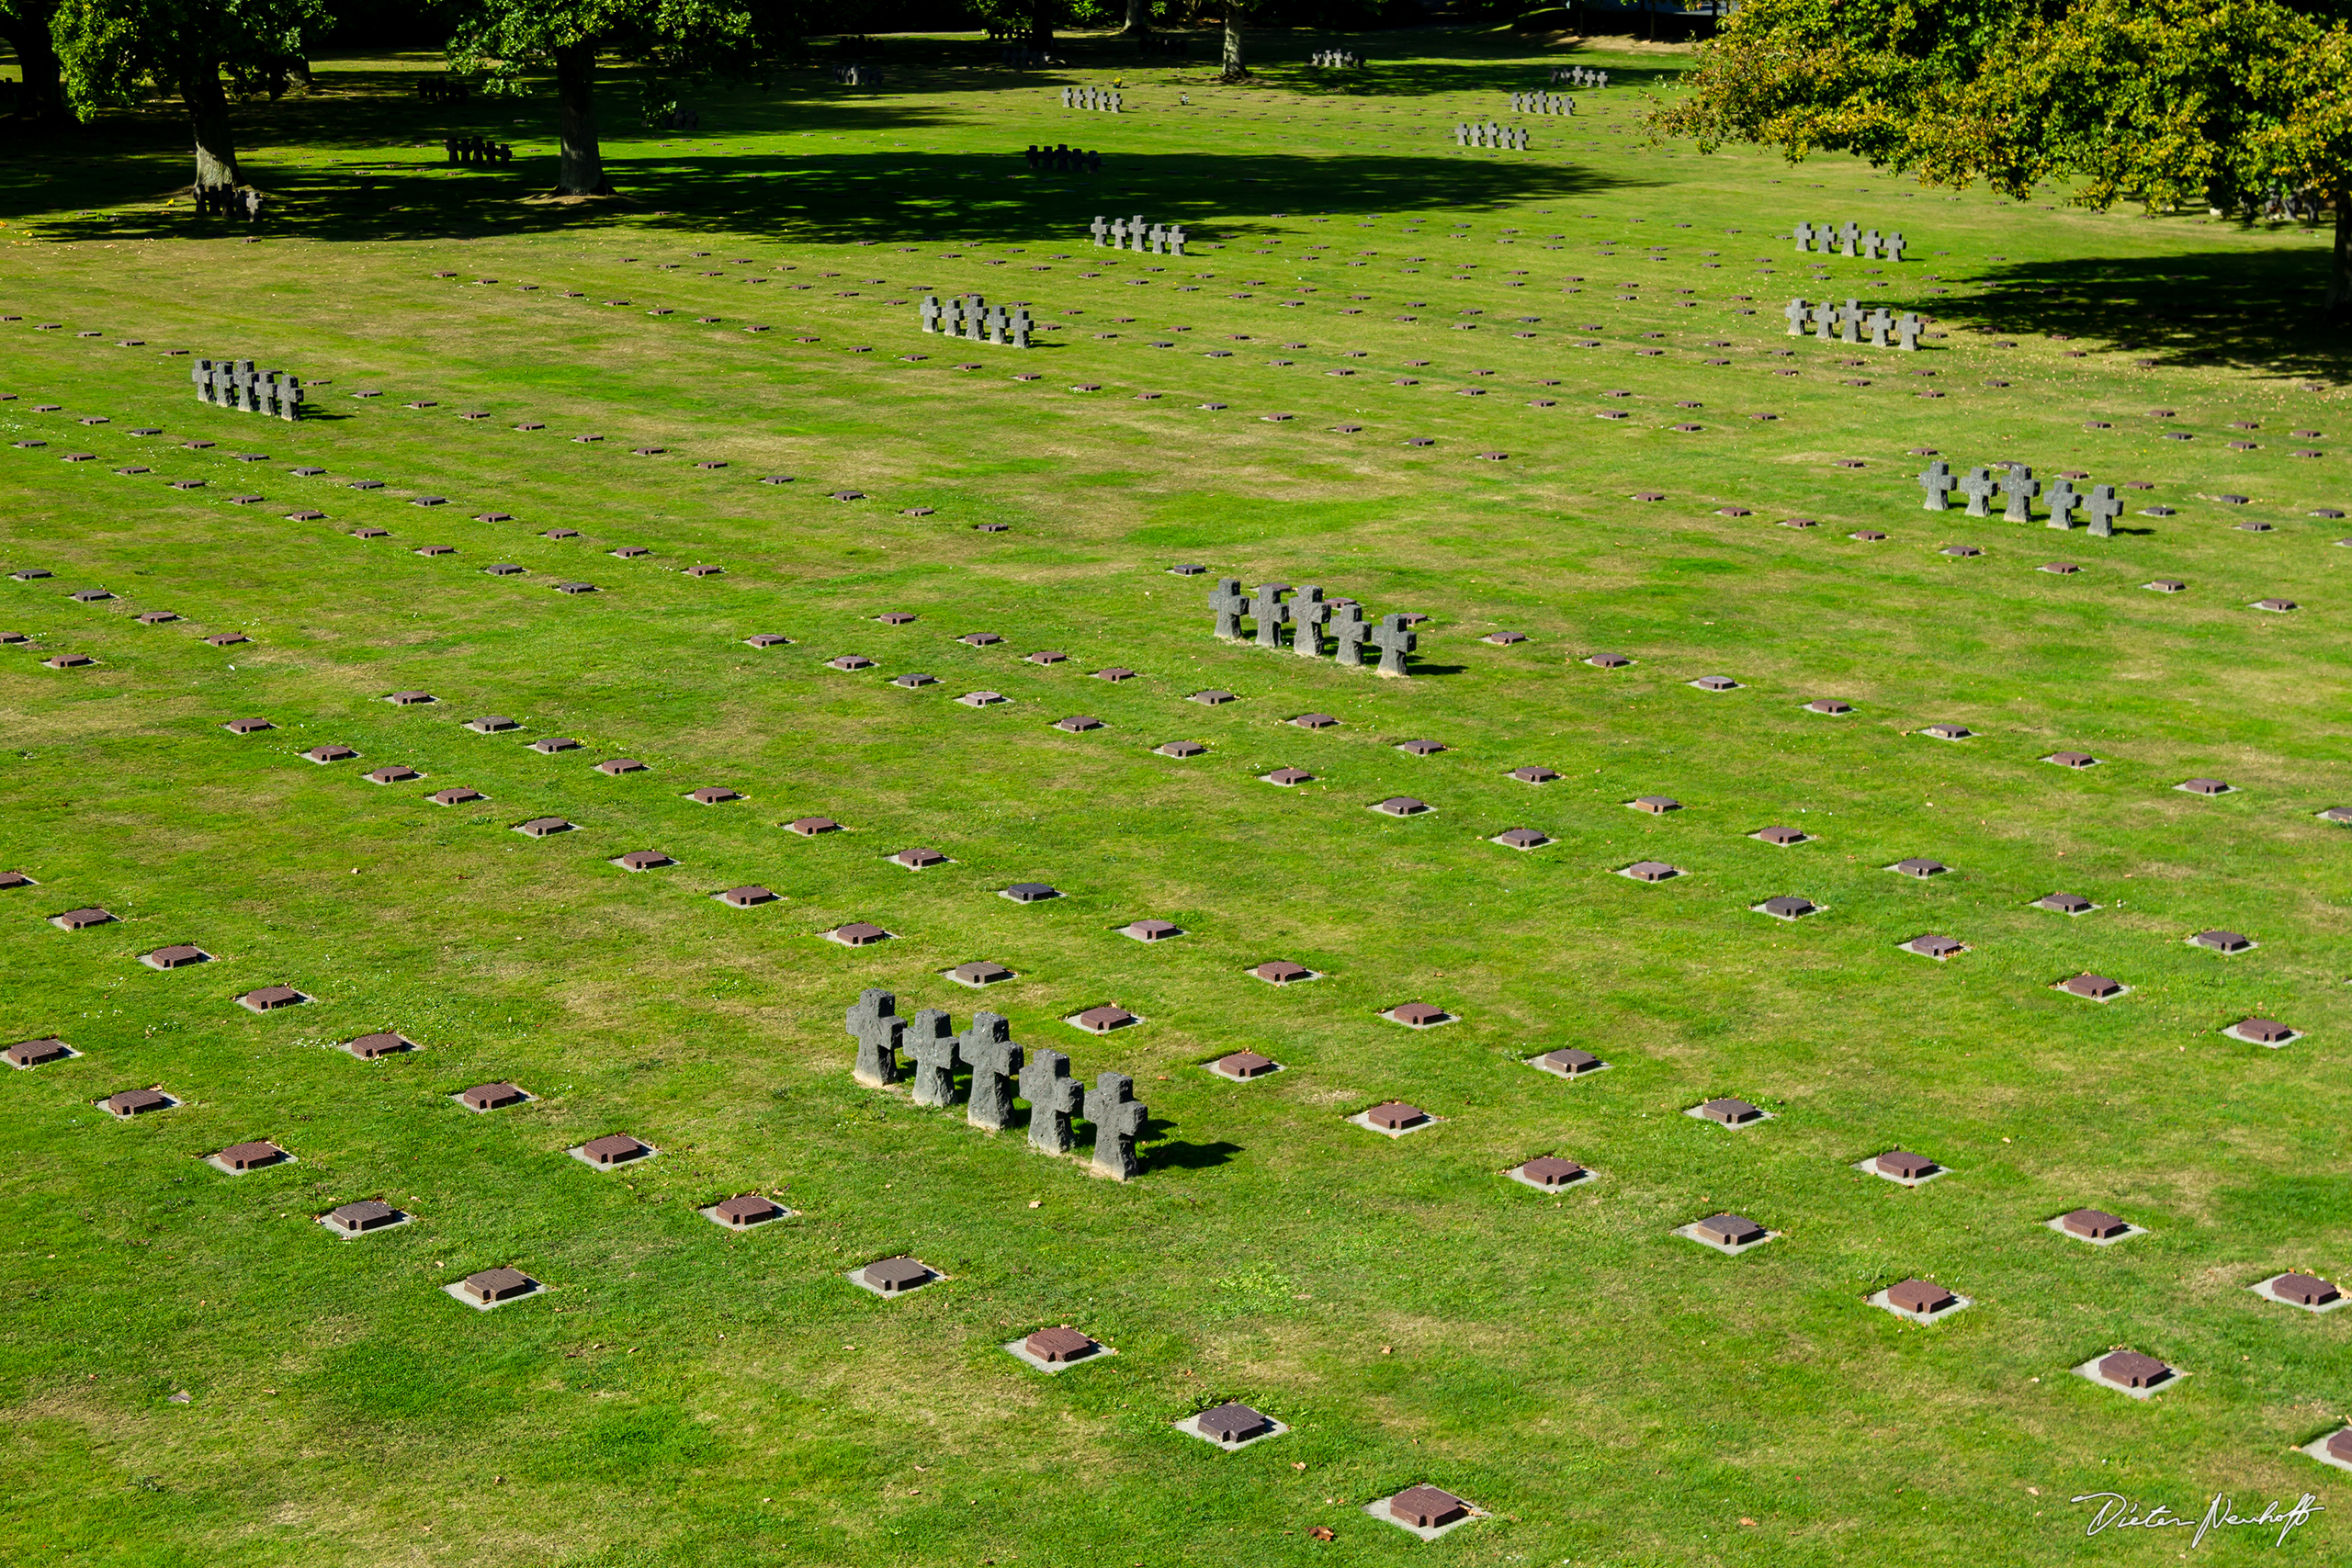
[1949,253,2351,386]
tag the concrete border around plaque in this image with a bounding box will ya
[2074,1354,2184,1400]
[6,1042,80,1069]
[568,1140,659,1169]
[203,1148,295,1175]
[318,1207,413,1237]
[442,1275,543,1311]
[1867,1285,1974,1322]
[1170,1409,1291,1451]
[2250,1274,2351,1314]
[1348,1108,1444,1138]
[2222,1021,2301,1047]
[1674,1221,1779,1256]
[451,1087,535,1112]
[696,1201,797,1232]
[1526,1051,1611,1079]
[2045,1214,2147,1247]
[1685,1102,1774,1127]
[1855,1156,1949,1188]
[843,1264,945,1299]
[2299,1430,2352,1474]
[1001,1337,1118,1374]
[1508,1161,1596,1192]
[1363,1492,1487,1541]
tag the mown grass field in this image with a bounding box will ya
[2,27,2349,1566]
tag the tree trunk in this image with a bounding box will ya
[1222,4,1248,80]
[1124,0,1151,35]
[2331,187,2351,321]
[554,42,612,196]
[1029,0,1054,47]
[178,57,239,187]
[1,9,69,130]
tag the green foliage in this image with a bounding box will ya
[447,0,800,88]
[52,0,324,113]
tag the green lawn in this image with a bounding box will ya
[2,28,2349,1566]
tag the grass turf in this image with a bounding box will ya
[2,28,2350,1566]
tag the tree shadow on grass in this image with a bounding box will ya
[1947,254,2351,387]
[1141,1136,1244,1173]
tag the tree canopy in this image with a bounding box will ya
[51,0,324,184]
[1652,0,2352,310]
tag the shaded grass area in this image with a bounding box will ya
[0,33,2348,1568]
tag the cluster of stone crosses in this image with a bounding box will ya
[1783,297,1923,349]
[190,358,306,420]
[845,989,1149,1180]
[1453,123,1531,152]
[1059,85,1122,112]
[1089,214,1188,255]
[416,76,469,103]
[1207,578,1418,675]
[1919,460,2126,536]
[1023,143,1103,174]
[443,136,513,166]
[1507,91,1575,115]
[1792,220,1907,260]
[1308,49,1363,68]
[829,62,884,87]
[1551,65,1609,86]
[917,294,1034,347]
[189,186,263,221]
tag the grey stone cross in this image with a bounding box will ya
[1248,583,1289,649]
[1107,218,1126,248]
[1896,312,1922,350]
[847,988,902,1088]
[1838,299,1860,344]
[1371,613,1417,677]
[1783,298,1809,336]
[191,357,214,402]
[1812,301,1835,342]
[1839,220,1860,256]
[2002,465,2040,523]
[1887,231,1907,262]
[1917,460,1954,510]
[1792,221,1815,254]
[1958,468,1999,517]
[904,1007,962,1108]
[1210,577,1248,639]
[1867,308,1891,348]
[2044,479,2082,528]
[919,294,942,333]
[1331,603,1371,667]
[1862,228,1882,258]
[1083,1072,1148,1181]
[1009,305,1032,348]
[2085,484,2122,537]
[1021,1047,1084,1156]
[1291,585,1330,656]
[960,1012,1023,1130]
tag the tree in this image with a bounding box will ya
[1653,0,2352,316]
[52,0,324,186]
[1,0,72,129]
[1221,0,1246,79]
[449,0,797,197]
[1123,0,1149,37]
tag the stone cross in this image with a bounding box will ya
[1248,584,1289,649]
[1146,223,1165,254]
[1958,468,1998,517]
[191,357,214,402]
[1291,585,1330,656]
[1839,220,1860,256]
[1812,301,1834,342]
[904,1007,961,1108]
[986,305,1008,345]
[960,1012,1023,1131]
[1887,232,1907,262]
[1210,577,1248,639]
[1792,221,1814,254]
[1783,298,1809,336]
[919,295,942,333]
[1009,306,1032,348]
[1020,1047,1084,1156]
[2086,484,2122,537]
[1454,123,1469,146]
[1896,313,1921,350]
[1838,299,1860,344]
[847,988,902,1088]
[1083,1072,1148,1181]
[1370,613,1417,677]
[2002,465,2040,523]
[1331,603,1371,667]
[1862,229,1882,257]
[1917,460,1953,510]
[1867,308,1891,348]
[1129,214,1146,247]
[1108,218,1127,248]
[964,294,988,340]
[2045,480,2082,529]
[1168,225,1187,256]
[1090,215,1108,246]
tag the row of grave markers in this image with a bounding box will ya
[1023,144,1104,174]
[1793,221,1907,261]
[1209,579,1418,675]
[917,295,1034,347]
[846,989,1148,1180]
[1507,92,1575,116]
[830,62,884,87]
[1089,215,1189,255]
[1454,123,1532,152]
[1059,85,1123,112]
[1784,298,1924,349]
[190,358,306,419]
[1921,461,2126,535]
[1308,49,1363,67]
[444,137,513,166]
[1551,66,1610,86]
